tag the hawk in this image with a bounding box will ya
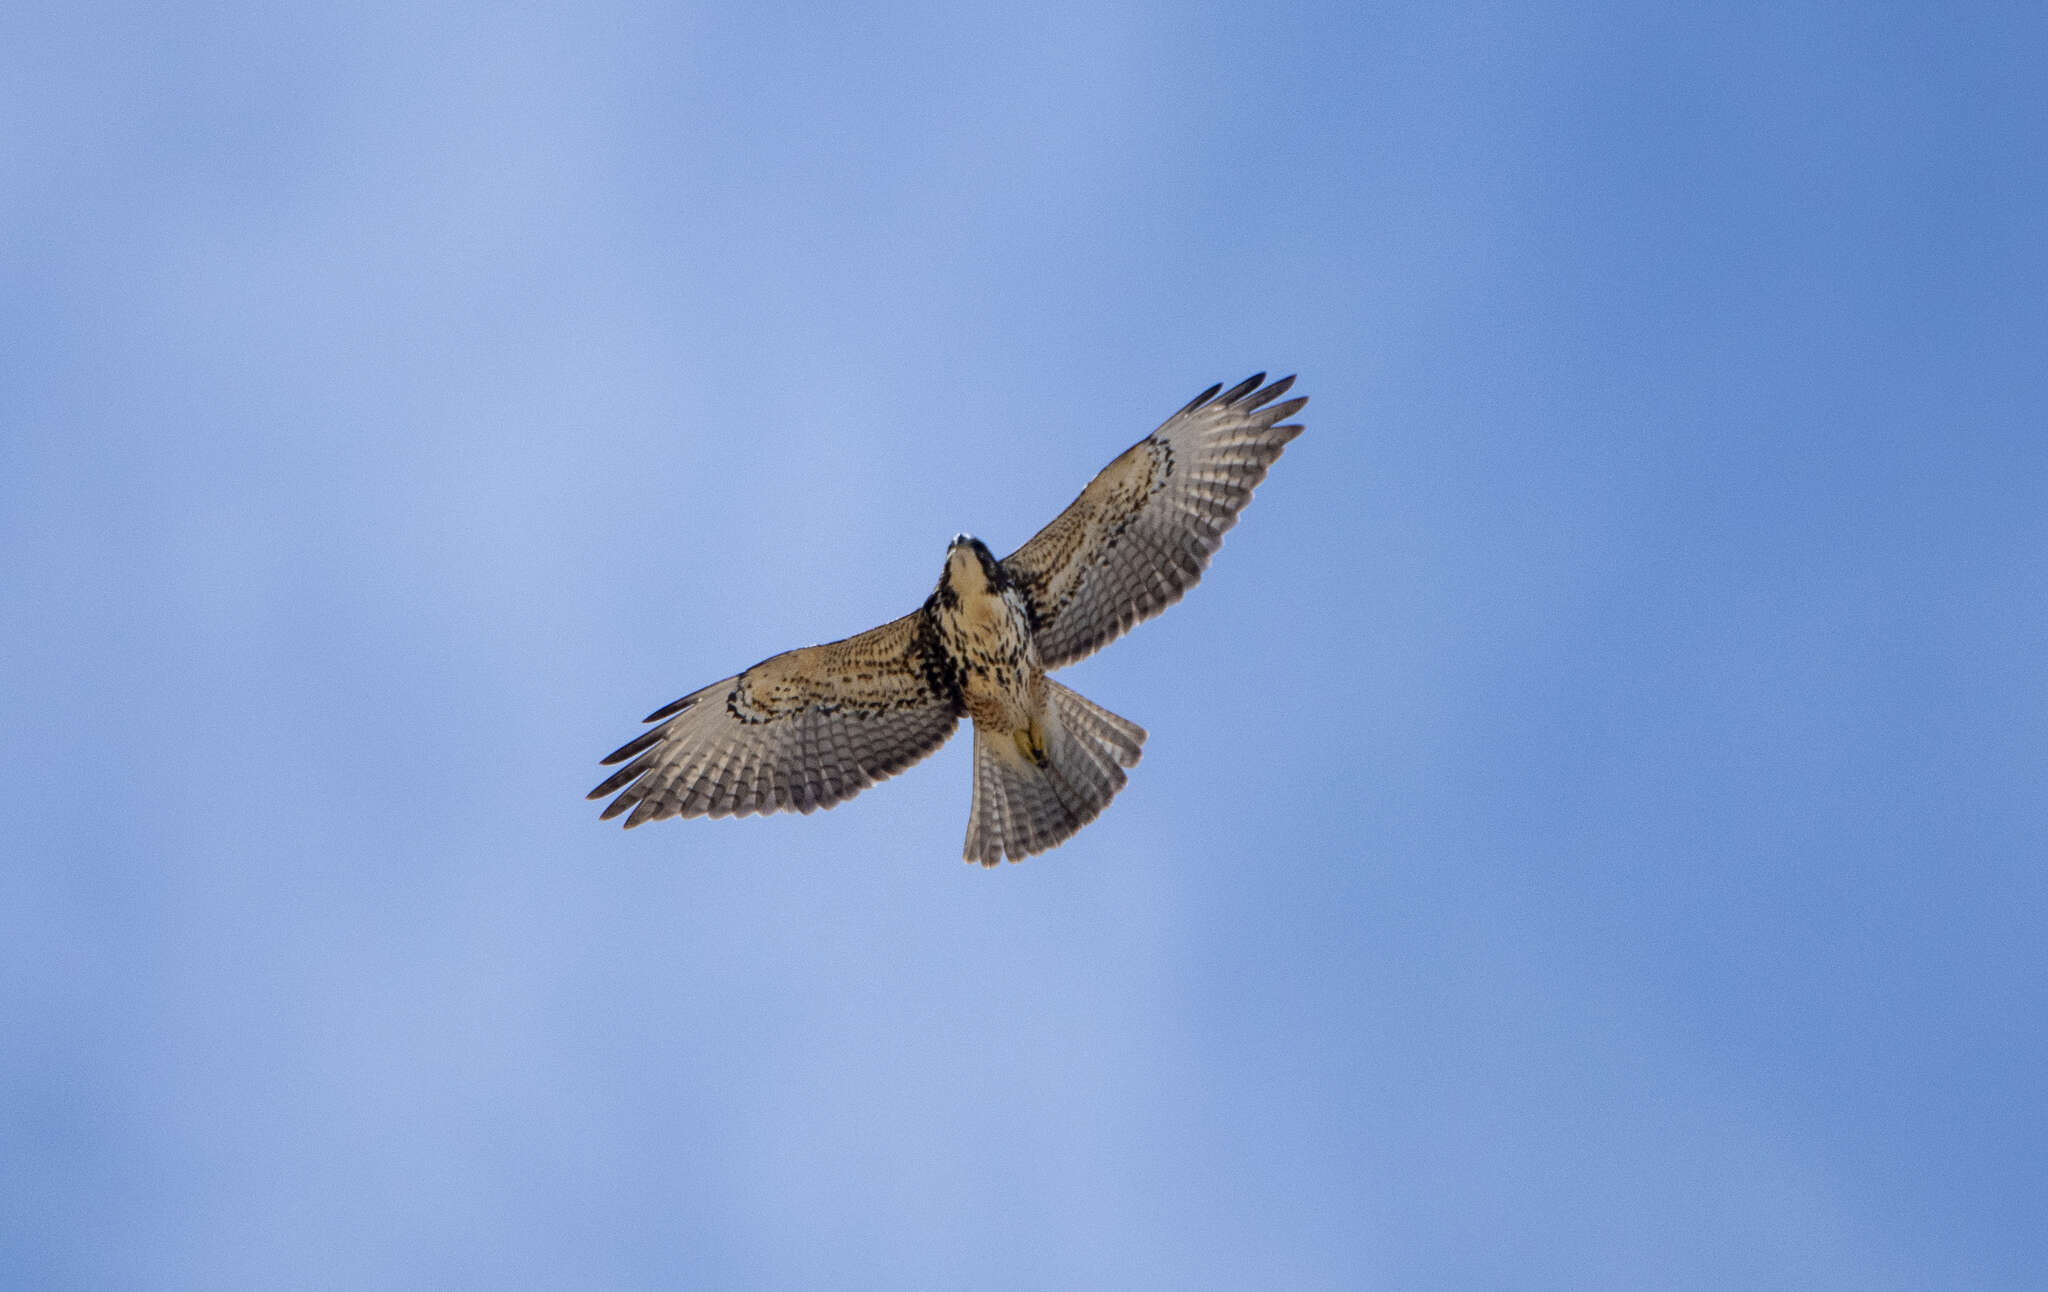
[589,373,1309,864]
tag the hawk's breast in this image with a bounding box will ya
[932,581,1043,732]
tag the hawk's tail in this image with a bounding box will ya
[963,680,1146,866]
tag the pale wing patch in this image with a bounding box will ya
[1001,374,1307,670]
[589,611,962,825]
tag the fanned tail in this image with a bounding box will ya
[962,681,1146,866]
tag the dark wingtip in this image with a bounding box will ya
[1219,373,1265,405]
[1178,382,1224,416]
[599,726,665,766]
[1228,374,1294,409]
[1265,395,1309,423]
[590,757,652,798]
[643,694,695,723]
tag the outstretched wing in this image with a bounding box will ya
[589,610,962,827]
[1000,373,1308,670]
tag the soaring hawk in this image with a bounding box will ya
[590,373,1309,864]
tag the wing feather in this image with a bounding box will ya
[589,610,962,825]
[1001,374,1308,669]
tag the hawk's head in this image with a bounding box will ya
[942,533,1005,598]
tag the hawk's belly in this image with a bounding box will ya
[934,583,1044,734]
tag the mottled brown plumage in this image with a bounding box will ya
[590,373,1308,863]
[589,612,959,827]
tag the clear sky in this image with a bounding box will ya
[5,2,2045,1288]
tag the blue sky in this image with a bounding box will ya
[5,2,2044,1287]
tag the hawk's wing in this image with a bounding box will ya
[589,610,962,826]
[1000,373,1308,670]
